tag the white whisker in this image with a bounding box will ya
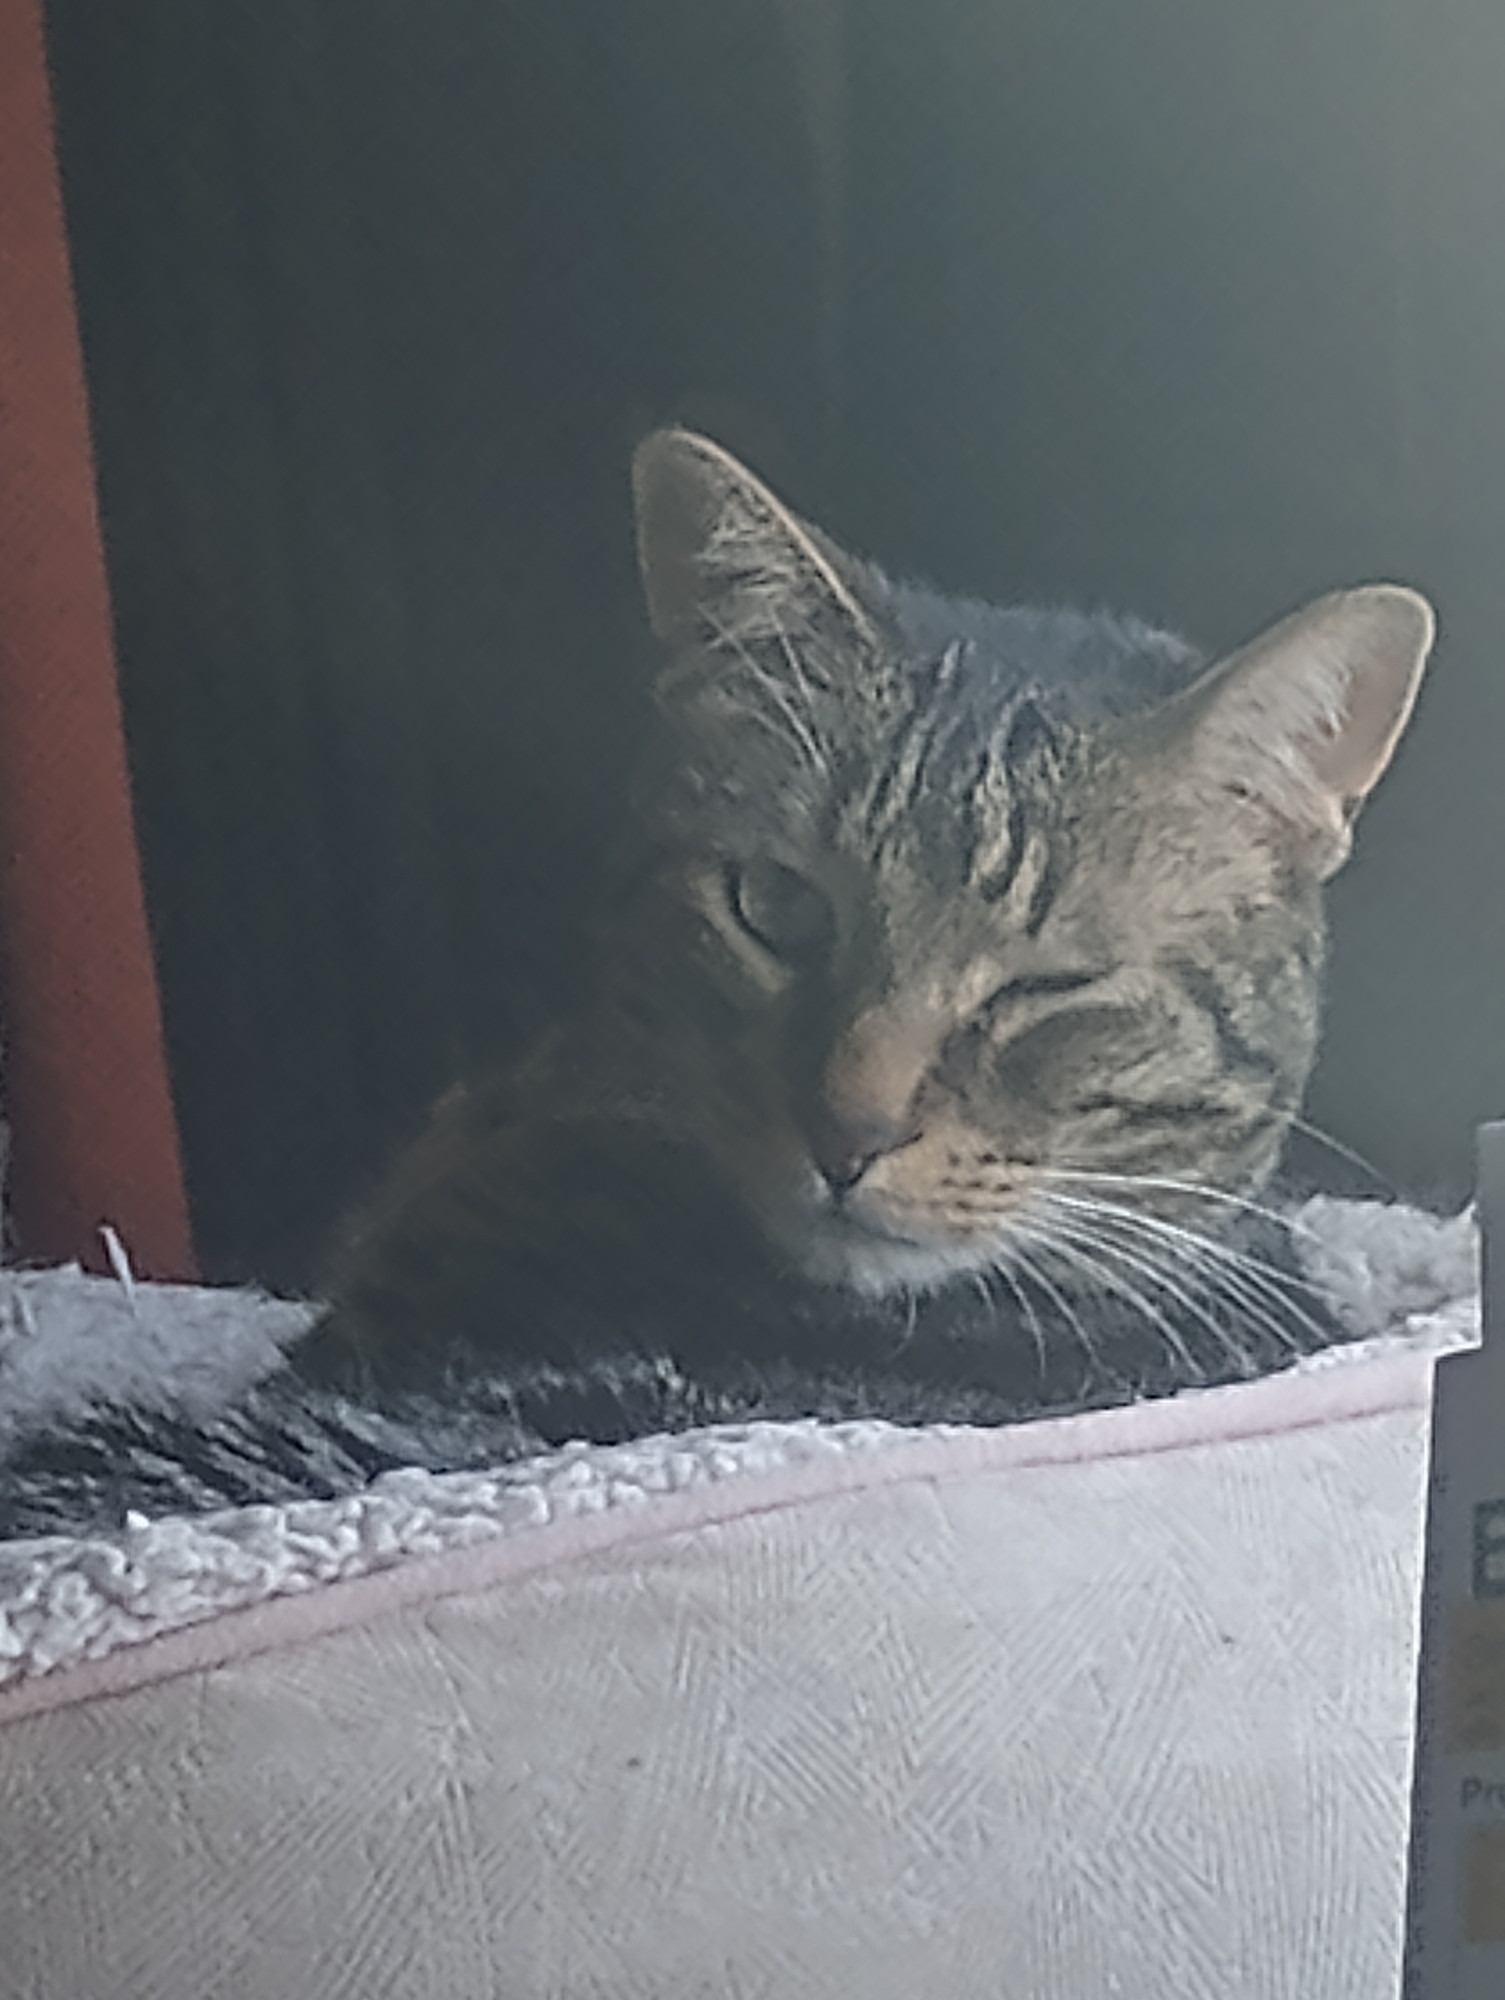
[1020,1215,1203,1381]
[1035,1205,1254,1376]
[990,1251,1048,1378]
[1033,1166,1318,1240]
[1032,1208,1232,1384]
[1039,1190,1328,1355]
[1286,1114,1393,1192]
[1048,1192,1312,1352]
[1001,1233,1105,1373]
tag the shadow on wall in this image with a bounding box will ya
[45,0,834,1284]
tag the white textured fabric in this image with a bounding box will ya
[0,1197,1479,1998]
[0,1356,1441,1999]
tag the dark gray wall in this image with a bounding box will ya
[41,0,1504,1280]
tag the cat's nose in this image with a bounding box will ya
[810,1114,914,1196]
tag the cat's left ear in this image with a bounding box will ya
[632,428,880,658]
[1175,584,1435,878]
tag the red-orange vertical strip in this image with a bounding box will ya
[0,0,197,1279]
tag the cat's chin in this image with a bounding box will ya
[758,1176,1008,1299]
[799,1226,1000,1299]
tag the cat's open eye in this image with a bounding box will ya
[727,859,833,962]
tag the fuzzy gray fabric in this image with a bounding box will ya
[0,1195,1477,1693]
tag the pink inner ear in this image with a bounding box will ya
[1304,640,1425,805]
[1191,585,1433,839]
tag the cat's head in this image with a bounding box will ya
[625,429,1434,1296]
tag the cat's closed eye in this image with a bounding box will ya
[937,982,1109,1093]
[981,971,1102,1010]
[988,1004,1134,1104]
[726,859,833,963]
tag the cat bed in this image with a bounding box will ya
[0,1198,1476,2000]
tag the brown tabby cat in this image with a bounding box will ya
[298,428,1434,1426]
[0,430,1436,1531]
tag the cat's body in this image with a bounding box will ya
[0,432,1435,1535]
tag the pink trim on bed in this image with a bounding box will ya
[0,1342,1439,1726]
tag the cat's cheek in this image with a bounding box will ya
[846,1127,1031,1254]
[698,1116,833,1262]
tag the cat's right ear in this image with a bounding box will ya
[632,429,879,656]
